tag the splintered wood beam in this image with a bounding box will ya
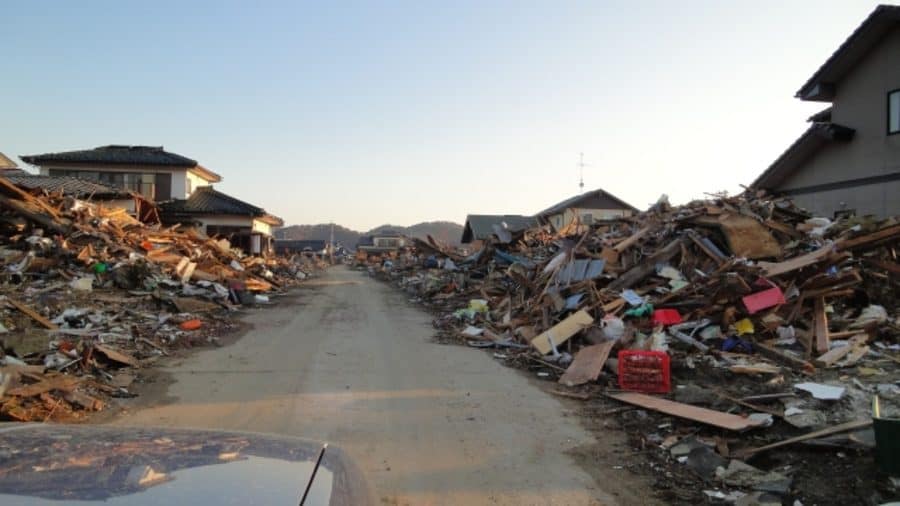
[608,238,683,291]
[813,296,829,354]
[6,298,58,330]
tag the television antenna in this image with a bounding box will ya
[577,152,592,193]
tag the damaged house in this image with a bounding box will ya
[751,4,900,218]
[460,214,538,245]
[537,188,639,232]
[0,151,153,221]
[158,187,283,255]
[20,145,222,202]
[21,145,283,254]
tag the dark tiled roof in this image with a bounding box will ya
[160,186,283,226]
[751,122,856,189]
[4,174,130,198]
[160,187,264,216]
[21,145,197,167]
[461,214,537,243]
[537,188,639,217]
[797,5,900,100]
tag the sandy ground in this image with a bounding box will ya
[111,265,649,505]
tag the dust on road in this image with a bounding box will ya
[112,265,649,505]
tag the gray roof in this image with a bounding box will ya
[4,173,130,198]
[797,5,900,101]
[752,122,855,189]
[461,214,537,243]
[536,188,639,217]
[161,186,265,216]
[21,145,198,167]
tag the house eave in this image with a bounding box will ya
[752,123,856,190]
[190,164,223,183]
[795,5,900,101]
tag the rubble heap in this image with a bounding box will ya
[0,177,319,422]
[368,191,900,503]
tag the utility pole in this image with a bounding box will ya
[329,222,335,264]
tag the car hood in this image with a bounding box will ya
[0,424,371,505]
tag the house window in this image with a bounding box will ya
[581,213,593,224]
[890,89,900,135]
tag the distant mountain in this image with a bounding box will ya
[274,224,361,245]
[275,221,464,247]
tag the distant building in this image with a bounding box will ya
[536,188,638,231]
[751,5,900,218]
[357,230,408,256]
[276,239,329,256]
[460,214,538,244]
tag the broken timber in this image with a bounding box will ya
[607,392,766,431]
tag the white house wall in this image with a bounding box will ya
[551,208,633,230]
[185,171,212,197]
[252,219,273,236]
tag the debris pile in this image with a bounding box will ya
[372,191,900,503]
[0,177,318,422]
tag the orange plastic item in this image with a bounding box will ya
[179,319,203,331]
[141,240,154,251]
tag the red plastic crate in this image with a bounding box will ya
[618,350,671,393]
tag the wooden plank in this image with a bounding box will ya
[607,392,766,431]
[754,341,815,373]
[180,262,197,284]
[758,243,833,277]
[842,345,870,366]
[813,296,829,354]
[600,298,626,314]
[174,256,189,274]
[613,226,651,253]
[687,231,725,265]
[736,419,872,458]
[814,343,855,367]
[549,389,591,401]
[693,214,781,259]
[558,341,615,387]
[836,224,900,252]
[7,375,81,397]
[863,258,900,276]
[94,344,140,367]
[531,309,594,355]
[608,238,683,290]
[0,194,70,234]
[6,298,58,330]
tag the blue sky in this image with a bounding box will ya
[1,1,883,230]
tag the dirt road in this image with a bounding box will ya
[113,266,636,505]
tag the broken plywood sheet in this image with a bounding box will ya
[7,374,81,397]
[531,310,594,355]
[758,243,834,277]
[559,341,615,387]
[607,392,766,431]
[693,214,781,259]
[94,344,140,367]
